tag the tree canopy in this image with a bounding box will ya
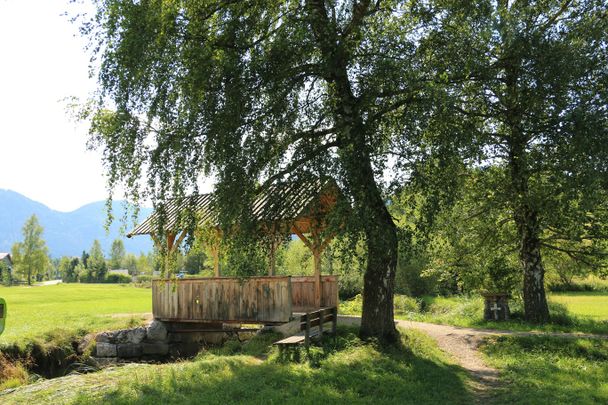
[82,0,608,333]
[422,0,608,321]
[83,0,454,341]
[11,215,49,285]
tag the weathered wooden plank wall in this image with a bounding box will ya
[152,277,293,324]
[291,275,339,313]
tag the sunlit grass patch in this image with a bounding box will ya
[341,292,608,334]
[0,284,151,348]
[3,328,474,405]
[480,335,608,404]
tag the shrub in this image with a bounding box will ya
[547,275,608,293]
[339,293,363,315]
[104,273,132,284]
[395,256,438,297]
[340,294,421,317]
[134,274,153,283]
[394,295,421,315]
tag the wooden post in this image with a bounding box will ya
[167,232,176,252]
[313,248,322,308]
[164,232,176,273]
[292,223,325,309]
[305,313,311,348]
[211,244,220,277]
[269,243,276,276]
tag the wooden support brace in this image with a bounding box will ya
[305,314,311,348]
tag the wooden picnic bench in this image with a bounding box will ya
[274,307,338,354]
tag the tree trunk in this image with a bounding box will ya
[305,0,398,342]
[509,142,550,323]
[339,123,399,343]
[359,195,399,343]
[502,40,550,323]
[516,206,550,322]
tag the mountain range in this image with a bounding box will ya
[0,189,153,257]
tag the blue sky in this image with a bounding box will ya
[0,0,110,212]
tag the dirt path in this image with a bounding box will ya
[338,316,608,401]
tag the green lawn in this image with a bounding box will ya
[481,335,608,404]
[0,284,151,347]
[1,327,474,405]
[549,292,608,321]
[341,292,608,335]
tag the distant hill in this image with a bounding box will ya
[0,189,153,257]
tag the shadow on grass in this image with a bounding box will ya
[481,335,608,404]
[72,328,473,405]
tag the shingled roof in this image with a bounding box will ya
[127,179,337,237]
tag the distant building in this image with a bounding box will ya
[0,253,12,282]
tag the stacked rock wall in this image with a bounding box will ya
[94,320,226,360]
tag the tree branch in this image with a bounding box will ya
[342,0,376,39]
[261,140,340,189]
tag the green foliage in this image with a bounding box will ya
[58,256,80,283]
[122,253,138,275]
[103,273,132,284]
[81,240,108,283]
[395,255,438,297]
[135,252,155,275]
[481,336,608,404]
[278,239,312,276]
[108,239,126,270]
[0,261,10,286]
[11,215,50,285]
[182,240,208,275]
[548,275,608,293]
[341,294,421,318]
[422,0,608,321]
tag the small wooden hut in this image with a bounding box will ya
[127,179,341,324]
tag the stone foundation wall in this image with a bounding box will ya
[94,320,228,360]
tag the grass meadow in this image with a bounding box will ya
[0,284,151,347]
[341,292,608,335]
[1,284,607,404]
[2,327,474,405]
[549,292,608,321]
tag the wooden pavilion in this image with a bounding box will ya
[127,179,341,325]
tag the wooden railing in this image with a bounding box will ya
[291,275,339,313]
[152,275,339,324]
[152,276,293,324]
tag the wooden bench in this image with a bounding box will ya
[274,307,337,354]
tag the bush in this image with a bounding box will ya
[339,294,363,315]
[395,256,438,297]
[340,294,421,316]
[103,273,132,284]
[134,274,153,283]
[394,295,421,315]
[547,275,608,293]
